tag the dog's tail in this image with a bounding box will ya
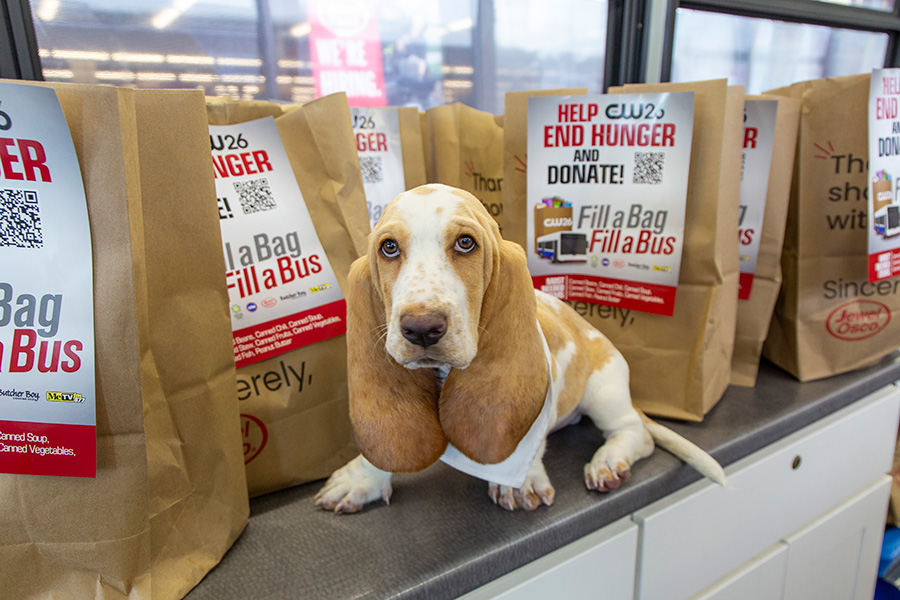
[640,413,728,487]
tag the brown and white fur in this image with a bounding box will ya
[316,184,725,513]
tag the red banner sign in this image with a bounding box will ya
[0,420,96,478]
[232,299,346,369]
[532,274,677,317]
[309,0,387,107]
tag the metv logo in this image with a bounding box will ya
[46,391,84,403]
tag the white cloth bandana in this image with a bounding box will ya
[437,322,555,488]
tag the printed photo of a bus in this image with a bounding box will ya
[874,205,900,238]
[873,171,900,238]
[536,231,588,262]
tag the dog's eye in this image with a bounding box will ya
[455,235,477,253]
[380,239,400,258]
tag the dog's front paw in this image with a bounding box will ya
[584,449,632,492]
[488,470,555,511]
[315,455,393,514]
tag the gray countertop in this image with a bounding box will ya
[186,356,900,600]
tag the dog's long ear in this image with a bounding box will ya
[439,239,548,464]
[346,256,448,472]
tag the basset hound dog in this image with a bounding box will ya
[316,184,726,513]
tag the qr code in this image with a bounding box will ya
[360,156,384,184]
[633,151,665,185]
[234,178,276,214]
[0,189,42,248]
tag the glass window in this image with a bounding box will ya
[494,0,606,111]
[32,0,264,98]
[671,8,888,94]
[812,0,895,11]
[30,0,477,109]
[29,0,608,113]
[270,0,475,108]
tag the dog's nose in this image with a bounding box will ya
[400,313,447,347]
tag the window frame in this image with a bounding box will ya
[650,0,900,83]
[1,0,42,80]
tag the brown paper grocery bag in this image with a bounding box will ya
[206,96,284,124]
[503,88,587,247]
[134,88,249,598]
[599,80,742,420]
[424,103,505,227]
[420,109,432,182]
[502,81,741,420]
[208,94,368,496]
[730,95,801,387]
[398,106,427,189]
[0,83,248,599]
[764,74,900,381]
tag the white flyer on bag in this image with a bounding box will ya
[0,81,96,478]
[868,68,900,283]
[210,117,345,369]
[527,93,694,316]
[351,107,406,228]
[738,99,778,300]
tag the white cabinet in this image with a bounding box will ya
[458,518,638,600]
[635,385,900,600]
[460,385,900,600]
[689,476,892,600]
[691,544,788,600]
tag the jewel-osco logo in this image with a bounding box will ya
[826,300,891,341]
[241,414,268,465]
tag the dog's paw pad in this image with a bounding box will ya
[315,485,390,514]
[488,484,519,511]
[314,458,392,514]
[519,489,542,511]
[535,485,555,507]
[584,460,631,493]
[315,493,361,514]
[488,477,555,511]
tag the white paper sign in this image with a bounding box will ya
[0,82,96,478]
[527,93,694,316]
[351,107,406,228]
[739,99,778,300]
[868,68,900,283]
[210,117,346,369]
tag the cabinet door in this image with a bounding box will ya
[781,476,891,600]
[634,386,900,600]
[458,518,638,600]
[691,544,788,600]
